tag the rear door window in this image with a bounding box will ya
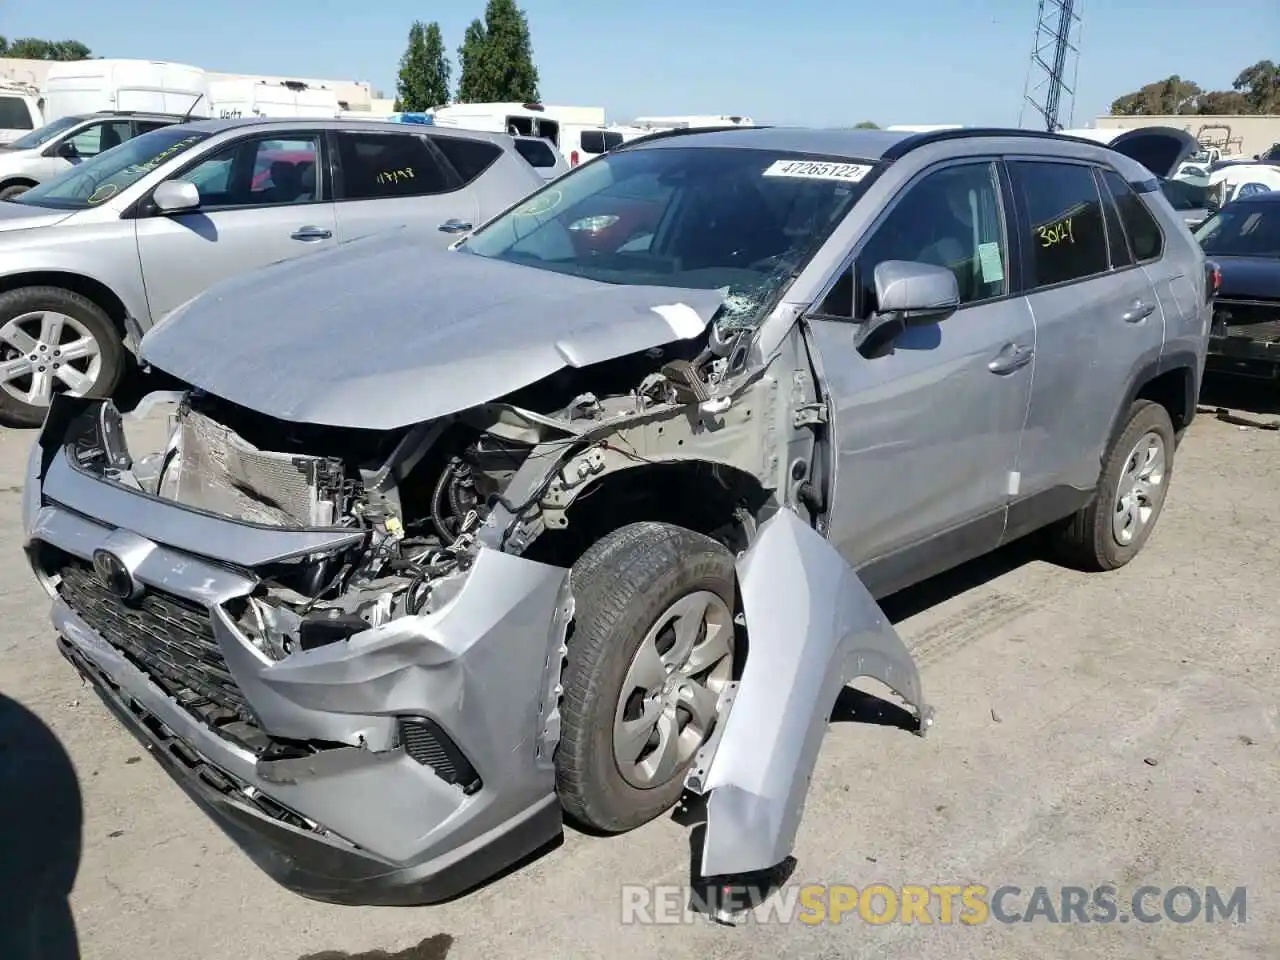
[431,135,502,184]
[1009,160,1110,288]
[0,96,33,130]
[1101,169,1164,262]
[335,131,454,200]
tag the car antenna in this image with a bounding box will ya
[181,93,205,122]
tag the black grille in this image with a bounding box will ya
[398,717,482,794]
[55,560,253,723]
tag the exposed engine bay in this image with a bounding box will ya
[112,321,803,663]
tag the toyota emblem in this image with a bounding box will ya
[92,548,142,601]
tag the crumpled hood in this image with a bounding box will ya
[0,200,75,232]
[141,228,727,430]
[1213,255,1280,303]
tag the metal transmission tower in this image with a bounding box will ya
[1019,0,1083,132]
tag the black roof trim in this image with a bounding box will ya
[880,126,1114,162]
[616,124,772,151]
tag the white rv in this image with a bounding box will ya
[208,79,341,120]
[41,59,209,122]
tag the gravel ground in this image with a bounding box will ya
[1,375,1276,960]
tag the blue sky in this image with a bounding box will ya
[6,0,1279,126]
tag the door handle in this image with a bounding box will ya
[988,343,1034,375]
[438,218,473,234]
[1122,299,1156,323]
[291,226,332,242]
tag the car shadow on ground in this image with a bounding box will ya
[0,694,82,959]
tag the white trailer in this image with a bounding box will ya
[208,79,341,120]
[41,59,209,121]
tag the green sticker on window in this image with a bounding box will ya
[978,241,1004,284]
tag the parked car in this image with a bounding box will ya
[1159,176,1217,230]
[1195,191,1280,381]
[0,117,545,426]
[23,125,1210,908]
[510,134,570,180]
[0,111,184,199]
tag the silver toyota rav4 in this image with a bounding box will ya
[23,125,1212,906]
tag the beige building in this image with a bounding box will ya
[1094,113,1280,157]
[0,56,377,113]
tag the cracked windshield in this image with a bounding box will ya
[12,127,210,210]
[462,146,874,329]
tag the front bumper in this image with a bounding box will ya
[24,400,572,905]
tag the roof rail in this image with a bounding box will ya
[615,124,772,151]
[880,126,1113,162]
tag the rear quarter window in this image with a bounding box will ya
[431,135,503,184]
[1102,169,1164,262]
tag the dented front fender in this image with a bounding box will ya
[686,508,931,878]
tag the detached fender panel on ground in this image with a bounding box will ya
[688,508,931,878]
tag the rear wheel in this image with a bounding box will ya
[556,522,737,833]
[1052,399,1175,570]
[0,286,126,428]
[0,184,31,201]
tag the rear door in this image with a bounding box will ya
[329,128,478,247]
[1007,159,1164,510]
[135,130,337,321]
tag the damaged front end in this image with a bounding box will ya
[24,304,930,904]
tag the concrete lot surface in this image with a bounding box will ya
[1,381,1276,960]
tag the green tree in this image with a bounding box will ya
[3,37,91,60]
[455,0,539,103]
[853,120,879,129]
[396,21,451,112]
[456,19,488,103]
[1233,59,1280,114]
[1109,61,1280,116]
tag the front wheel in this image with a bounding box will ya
[1052,399,1176,570]
[556,522,737,833]
[0,184,31,201]
[0,286,126,428]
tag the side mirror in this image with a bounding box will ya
[854,260,960,355]
[56,140,78,159]
[152,180,201,215]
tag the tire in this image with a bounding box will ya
[1052,399,1176,571]
[0,184,31,201]
[556,522,737,833]
[0,286,126,428]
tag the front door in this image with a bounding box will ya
[806,159,1035,591]
[135,132,337,322]
[330,129,478,249]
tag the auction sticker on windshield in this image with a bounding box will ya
[763,160,872,182]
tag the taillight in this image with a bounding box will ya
[1204,260,1221,303]
[570,150,579,166]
